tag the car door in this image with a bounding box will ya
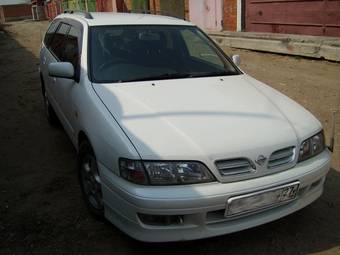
[44,22,72,133]
[40,19,60,107]
[56,23,83,142]
[52,22,83,141]
[46,21,82,141]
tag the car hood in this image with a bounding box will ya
[93,74,321,175]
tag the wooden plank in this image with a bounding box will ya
[159,0,185,18]
[131,0,149,12]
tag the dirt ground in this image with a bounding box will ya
[0,20,339,255]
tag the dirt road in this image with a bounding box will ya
[0,20,339,255]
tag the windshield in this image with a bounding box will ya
[90,25,240,83]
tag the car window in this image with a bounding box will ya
[49,23,71,60]
[180,29,225,68]
[47,22,82,81]
[61,26,80,70]
[44,20,59,47]
[90,25,239,83]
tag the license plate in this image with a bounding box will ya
[226,182,299,217]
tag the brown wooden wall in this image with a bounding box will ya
[0,6,5,23]
[245,0,340,37]
[0,4,32,21]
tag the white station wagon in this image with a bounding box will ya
[39,11,332,242]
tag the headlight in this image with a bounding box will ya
[144,161,215,185]
[298,131,325,162]
[119,159,215,185]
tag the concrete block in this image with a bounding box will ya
[209,32,340,62]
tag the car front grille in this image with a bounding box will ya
[268,146,295,168]
[216,158,255,176]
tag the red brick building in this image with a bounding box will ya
[223,0,237,31]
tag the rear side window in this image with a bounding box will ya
[44,20,59,47]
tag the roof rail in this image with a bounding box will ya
[128,9,185,20]
[128,9,152,14]
[63,10,93,19]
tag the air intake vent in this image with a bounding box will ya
[216,158,255,176]
[268,147,295,168]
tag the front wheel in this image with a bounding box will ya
[78,141,104,219]
[43,89,59,126]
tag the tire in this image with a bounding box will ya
[42,88,59,127]
[78,140,105,220]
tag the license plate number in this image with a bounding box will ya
[226,182,299,217]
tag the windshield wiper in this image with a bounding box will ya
[121,73,192,83]
[119,70,239,83]
[187,70,239,78]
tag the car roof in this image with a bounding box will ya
[57,12,195,27]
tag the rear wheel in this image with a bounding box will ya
[78,140,104,219]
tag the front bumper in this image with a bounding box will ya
[99,150,331,242]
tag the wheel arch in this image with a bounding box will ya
[40,72,45,96]
[78,130,90,149]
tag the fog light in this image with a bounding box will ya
[138,213,184,226]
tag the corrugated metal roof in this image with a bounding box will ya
[0,0,30,6]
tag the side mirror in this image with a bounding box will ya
[48,62,75,79]
[232,55,241,66]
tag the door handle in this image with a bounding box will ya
[42,57,46,65]
[53,78,57,83]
